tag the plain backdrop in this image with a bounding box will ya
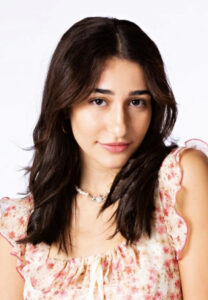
[0,0,208,197]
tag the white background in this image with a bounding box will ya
[0,0,208,197]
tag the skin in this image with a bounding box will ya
[1,57,208,299]
[70,57,152,195]
[177,148,208,299]
[69,57,208,298]
[67,57,152,257]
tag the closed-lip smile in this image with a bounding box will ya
[99,142,131,153]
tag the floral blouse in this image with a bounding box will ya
[0,139,208,300]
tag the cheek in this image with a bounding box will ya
[70,110,99,139]
[134,111,152,135]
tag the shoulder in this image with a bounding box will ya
[177,147,208,232]
[159,141,208,217]
[0,196,33,298]
[174,143,208,297]
[157,139,208,260]
[179,147,208,186]
[159,139,208,182]
[0,195,34,243]
[0,195,34,219]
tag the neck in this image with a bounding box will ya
[79,162,120,196]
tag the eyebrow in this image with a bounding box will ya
[92,88,151,96]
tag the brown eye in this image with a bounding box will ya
[130,99,146,107]
[90,98,106,106]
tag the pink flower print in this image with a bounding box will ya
[149,268,157,275]
[53,290,67,296]
[124,266,132,274]
[7,205,16,211]
[171,257,178,266]
[131,286,139,293]
[167,270,173,279]
[118,245,126,258]
[112,258,121,271]
[156,225,166,234]
[102,259,108,268]
[175,279,181,289]
[163,246,169,254]
[145,295,154,300]
[170,293,177,300]
[158,214,165,224]
[170,162,174,168]
[163,208,169,216]
[53,291,59,296]
[149,275,157,283]
[124,296,133,300]
[26,195,33,203]
[9,231,15,239]
[164,191,171,202]
[47,262,54,269]
[164,260,170,268]
[171,170,176,178]
[167,169,176,180]
[156,206,161,213]
[37,265,43,271]
[18,216,24,225]
[55,270,66,279]
[155,291,163,299]
[30,276,38,287]
[177,219,184,228]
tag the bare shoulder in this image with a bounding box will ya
[180,147,208,174]
[177,148,208,299]
[177,147,208,231]
[0,234,24,300]
[179,147,208,191]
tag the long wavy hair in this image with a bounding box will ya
[18,16,177,254]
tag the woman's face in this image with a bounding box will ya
[70,57,152,172]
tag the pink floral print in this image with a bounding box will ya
[0,139,207,300]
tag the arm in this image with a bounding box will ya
[0,234,24,300]
[177,148,208,299]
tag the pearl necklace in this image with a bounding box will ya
[75,186,110,203]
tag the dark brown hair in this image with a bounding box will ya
[18,16,177,254]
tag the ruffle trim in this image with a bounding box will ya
[48,238,128,263]
[18,240,140,299]
[169,138,208,260]
[0,195,33,280]
[0,231,27,280]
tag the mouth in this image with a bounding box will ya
[99,142,131,153]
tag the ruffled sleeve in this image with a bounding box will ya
[158,138,208,260]
[0,195,34,278]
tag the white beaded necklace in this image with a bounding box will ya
[75,186,110,203]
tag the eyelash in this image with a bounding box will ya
[89,98,147,107]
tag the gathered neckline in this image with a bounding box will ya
[46,239,128,263]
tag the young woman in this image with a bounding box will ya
[0,17,208,300]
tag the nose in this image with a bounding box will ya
[106,103,128,138]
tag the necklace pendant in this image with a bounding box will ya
[93,195,103,203]
[75,185,108,203]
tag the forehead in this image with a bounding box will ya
[95,57,147,91]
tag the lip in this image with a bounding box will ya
[99,142,130,153]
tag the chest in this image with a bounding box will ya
[49,198,126,259]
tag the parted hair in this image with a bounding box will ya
[18,16,177,254]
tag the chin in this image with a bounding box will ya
[101,158,130,170]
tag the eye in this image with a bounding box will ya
[129,99,146,107]
[90,98,106,107]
